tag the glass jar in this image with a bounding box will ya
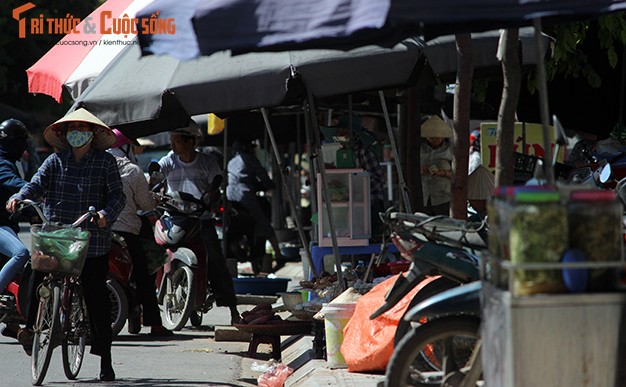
[567,190,623,291]
[509,190,568,296]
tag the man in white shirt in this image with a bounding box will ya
[157,128,240,325]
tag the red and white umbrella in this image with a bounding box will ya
[27,0,154,103]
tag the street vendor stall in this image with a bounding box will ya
[73,27,427,285]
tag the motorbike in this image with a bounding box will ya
[385,281,482,387]
[148,162,218,331]
[106,231,134,337]
[0,258,31,338]
[371,211,486,344]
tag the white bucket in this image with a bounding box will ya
[321,302,357,368]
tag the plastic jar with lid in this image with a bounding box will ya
[487,186,518,259]
[567,189,623,290]
[509,189,568,296]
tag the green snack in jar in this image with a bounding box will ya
[509,191,568,295]
[568,190,623,290]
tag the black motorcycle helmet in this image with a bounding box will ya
[0,119,29,160]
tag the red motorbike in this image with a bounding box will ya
[106,232,134,337]
[0,261,30,338]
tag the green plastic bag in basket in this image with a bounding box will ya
[34,227,90,262]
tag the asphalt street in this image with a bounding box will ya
[0,301,269,386]
[0,225,276,387]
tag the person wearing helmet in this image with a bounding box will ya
[469,129,481,174]
[107,129,173,337]
[156,126,241,325]
[0,119,32,326]
[7,108,125,381]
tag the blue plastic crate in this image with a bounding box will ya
[233,277,290,295]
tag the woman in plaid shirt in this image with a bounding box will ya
[8,108,125,382]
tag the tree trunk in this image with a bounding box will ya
[496,29,521,186]
[451,34,473,220]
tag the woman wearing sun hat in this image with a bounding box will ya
[420,114,454,216]
[7,108,126,381]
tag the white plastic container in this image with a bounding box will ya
[321,302,357,368]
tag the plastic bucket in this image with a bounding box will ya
[321,302,357,368]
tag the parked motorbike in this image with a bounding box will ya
[371,211,486,344]
[385,281,482,387]
[148,162,219,331]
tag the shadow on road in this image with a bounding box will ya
[50,377,246,386]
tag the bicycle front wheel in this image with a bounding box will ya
[32,282,61,386]
[62,284,88,380]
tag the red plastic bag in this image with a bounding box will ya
[340,274,440,372]
[257,363,293,387]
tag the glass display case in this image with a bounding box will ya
[317,169,370,247]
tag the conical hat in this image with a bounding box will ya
[467,165,495,200]
[43,108,115,150]
[421,115,453,138]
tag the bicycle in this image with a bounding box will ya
[20,200,95,386]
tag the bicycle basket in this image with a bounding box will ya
[30,224,90,276]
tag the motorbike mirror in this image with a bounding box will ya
[568,167,593,184]
[599,163,612,184]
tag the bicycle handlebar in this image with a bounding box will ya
[18,200,98,228]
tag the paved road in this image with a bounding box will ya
[1,304,269,386]
[0,225,290,387]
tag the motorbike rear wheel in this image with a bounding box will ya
[32,282,61,386]
[163,265,195,331]
[61,285,87,380]
[106,278,129,337]
[385,315,481,387]
[394,277,459,345]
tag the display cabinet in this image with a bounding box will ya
[317,169,370,247]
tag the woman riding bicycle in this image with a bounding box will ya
[7,108,125,382]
